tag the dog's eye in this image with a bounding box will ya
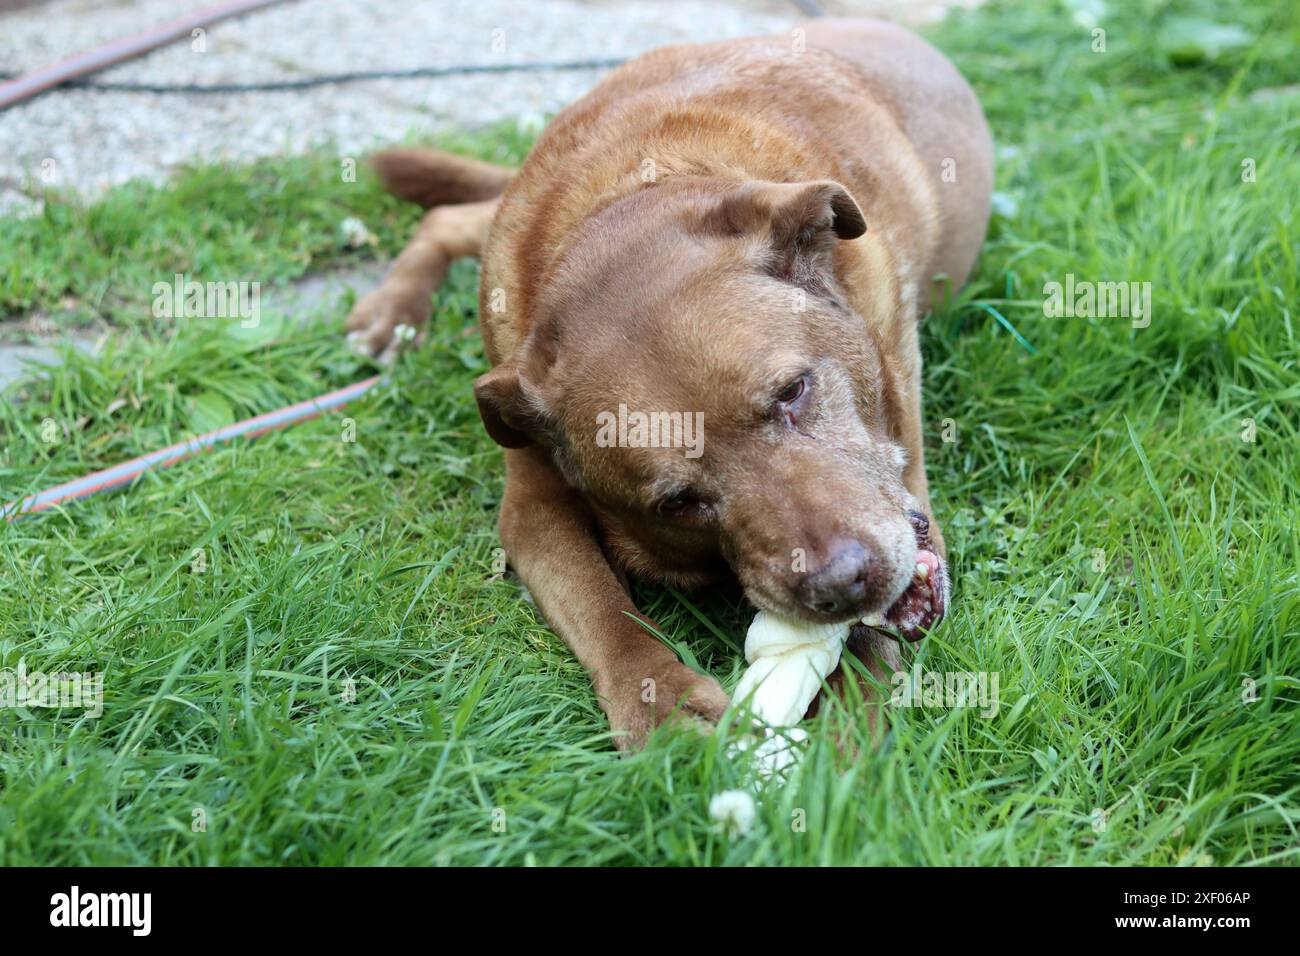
[658,491,700,516]
[775,374,808,406]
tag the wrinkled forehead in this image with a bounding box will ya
[554,322,807,466]
[553,267,807,400]
[552,322,808,500]
[543,229,724,341]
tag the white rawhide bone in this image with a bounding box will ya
[733,611,855,727]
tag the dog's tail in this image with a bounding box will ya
[370,148,514,208]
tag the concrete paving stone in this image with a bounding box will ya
[1,0,789,201]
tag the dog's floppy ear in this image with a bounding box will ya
[716,180,866,282]
[769,180,866,243]
[473,359,551,448]
[718,180,866,241]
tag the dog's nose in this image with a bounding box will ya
[796,539,873,616]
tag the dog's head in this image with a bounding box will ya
[475,177,945,636]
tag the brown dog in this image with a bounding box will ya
[346,18,993,748]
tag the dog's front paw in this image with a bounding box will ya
[344,282,430,363]
[600,658,730,752]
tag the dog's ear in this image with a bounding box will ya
[473,359,551,448]
[765,180,867,243]
[715,180,866,282]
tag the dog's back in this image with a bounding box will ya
[479,19,992,362]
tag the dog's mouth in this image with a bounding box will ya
[871,510,948,642]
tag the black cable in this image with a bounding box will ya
[0,0,821,97]
[0,58,630,94]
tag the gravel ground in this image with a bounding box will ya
[0,0,981,389]
[0,0,797,215]
[0,0,984,214]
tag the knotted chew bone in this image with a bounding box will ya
[733,611,853,726]
[733,511,947,729]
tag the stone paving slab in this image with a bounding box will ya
[0,0,791,212]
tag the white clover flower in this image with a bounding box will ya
[709,789,757,837]
[340,216,377,248]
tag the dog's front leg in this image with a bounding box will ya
[498,446,730,751]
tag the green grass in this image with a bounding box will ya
[1,0,1298,865]
[0,125,536,329]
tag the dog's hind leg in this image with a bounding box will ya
[498,446,731,752]
[346,197,499,362]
